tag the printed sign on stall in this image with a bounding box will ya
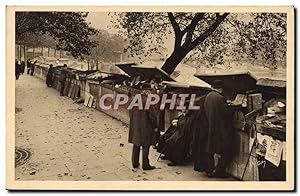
[265,138,283,167]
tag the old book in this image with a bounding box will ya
[282,141,286,161]
[233,94,247,107]
[88,95,94,107]
[256,133,269,157]
[265,138,283,167]
[248,93,262,111]
[68,83,74,97]
[84,92,90,106]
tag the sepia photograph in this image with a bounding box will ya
[6,6,294,190]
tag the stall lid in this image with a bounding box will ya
[130,65,175,81]
[115,63,139,77]
[98,70,129,77]
[86,70,130,81]
[195,71,256,79]
[162,81,190,88]
[162,81,211,90]
[195,72,257,85]
[116,63,175,81]
[256,78,286,88]
[194,71,258,98]
[87,72,110,80]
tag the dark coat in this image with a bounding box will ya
[15,61,21,76]
[59,69,67,82]
[204,90,233,157]
[30,61,37,75]
[46,67,54,86]
[157,111,196,164]
[192,95,212,172]
[26,60,31,69]
[128,90,158,147]
[20,61,25,74]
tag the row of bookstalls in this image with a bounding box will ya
[34,62,97,101]
[34,62,286,181]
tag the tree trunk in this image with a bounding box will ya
[161,49,189,75]
[33,47,35,59]
[48,47,50,57]
[23,45,26,60]
[96,60,99,70]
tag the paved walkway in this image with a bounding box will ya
[15,74,231,181]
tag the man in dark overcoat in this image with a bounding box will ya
[203,79,234,177]
[128,88,158,170]
[192,94,213,173]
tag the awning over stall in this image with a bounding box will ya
[86,70,130,84]
[256,78,286,99]
[115,63,140,77]
[116,63,175,81]
[257,78,286,88]
[194,71,258,99]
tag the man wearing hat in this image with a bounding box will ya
[128,81,159,170]
[203,79,233,178]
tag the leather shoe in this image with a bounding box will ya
[133,163,140,168]
[167,162,177,166]
[160,155,168,160]
[142,165,156,170]
[206,169,228,178]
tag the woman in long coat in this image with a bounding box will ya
[46,64,54,87]
[128,88,158,170]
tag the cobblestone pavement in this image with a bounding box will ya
[15,74,233,181]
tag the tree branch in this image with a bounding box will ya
[167,12,184,50]
[189,13,229,50]
[225,17,243,37]
[16,27,37,36]
[167,12,181,34]
[182,13,205,47]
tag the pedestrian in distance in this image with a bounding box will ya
[30,60,37,76]
[15,59,21,80]
[26,59,31,74]
[59,64,68,96]
[46,64,54,87]
[20,61,25,74]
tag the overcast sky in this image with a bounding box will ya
[86,12,119,34]
[86,12,175,57]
